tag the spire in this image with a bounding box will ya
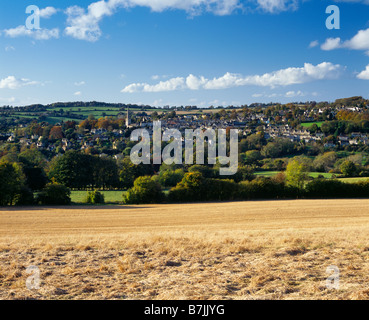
[126,106,131,127]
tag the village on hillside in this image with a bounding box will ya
[1,96,369,159]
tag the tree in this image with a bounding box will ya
[18,148,48,191]
[340,160,358,177]
[157,168,185,187]
[48,151,94,189]
[188,165,214,178]
[123,176,165,204]
[261,138,295,158]
[243,150,262,165]
[0,161,27,206]
[286,160,308,189]
[118,157,155,189]
[49,126,64,141]
[168,172,206,202]
[313,151,337,172]
[18,148,47,169]
[37,183,71,205]
[92,157,119,190]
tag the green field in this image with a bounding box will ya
[254,171,280,177]
[255,171,334,179]
[3,105,226,124]
[71,188,172,204]
[300,121,324,128]
[255,171,369,184]
[308,172,334,178]
[71,190,126,204]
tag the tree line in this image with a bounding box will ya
[1,147,369,206]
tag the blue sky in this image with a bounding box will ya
[0,0,369,107]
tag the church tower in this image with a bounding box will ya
[126,106,131,127]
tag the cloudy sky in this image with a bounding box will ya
[0,0,369,107]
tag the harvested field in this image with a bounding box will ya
[1,199,369,300]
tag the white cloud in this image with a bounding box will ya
[74,91,82,96]
[151,74,170,80]
[321,37,341,51]
[74,81,86,86]
[3,26,59,40]
[65,0,241,41]
[61,0,369,42]
[344,28,369,50]
[252,93,263,98]
[0,76,39,90]
[357,65,369,80]
[256,0,298,13]
[64,3,110,42]
[39,7,58,18]
[122,62,343,92]
[321,28,369,53]
[285,90,304,97]
[309,40,319,48]
[186,74,208,90]
[122,77,185,93]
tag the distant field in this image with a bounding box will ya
[255,171,334,179]
[4,106,235,123]
[254,171,280,177]
[1,199,369,300]
[301,122,324,128]
[70,189,170,204]
[308,172,335,179]
[337,177,369,183]
[255,171,369,184]
[71,190,126,204]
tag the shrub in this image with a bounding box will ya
[85,190,105,204]
[223,165,255,183]
[37,183,71,205]
[352,180,369,198]
[204,179,239,201]
[188,165,215,178]
[14,186,35,206]
[168,172,206,202]
[305,179,354,199]
[157,169,185,187]
[238,177,297,200]
[123,176,165,204]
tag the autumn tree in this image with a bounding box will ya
[49,126,64,141]
[286,160,308,189]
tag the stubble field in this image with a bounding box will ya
[1,199,369,300]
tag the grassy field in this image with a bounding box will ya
[337,177,369,183]
[255,171,335,179]
[301,122,325,128]
[71,190,126,204]
[1,199,369,300]
[70,190,171,204]
[5,106,224,124]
